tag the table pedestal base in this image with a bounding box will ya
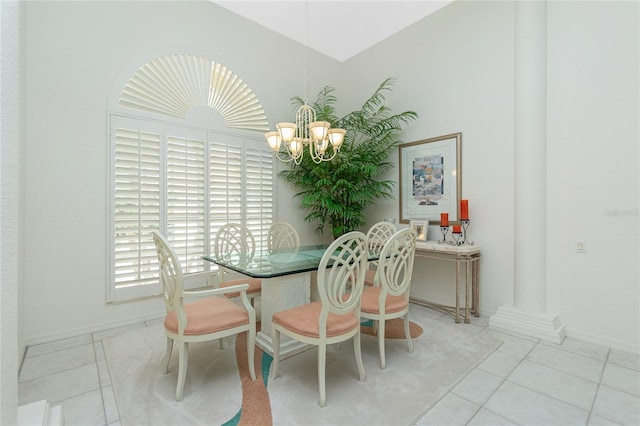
[257,273,312,358]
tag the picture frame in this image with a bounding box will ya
[399,132,462,225]
[409,219,429,242]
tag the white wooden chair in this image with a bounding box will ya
[360,227,417,369]
[268,221,300,253]
[152,231,256,401]
[270,231,368,407]
[365,221,397,286]
[213,223,262,305]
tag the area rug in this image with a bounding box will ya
[104,306,501,425]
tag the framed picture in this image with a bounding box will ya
[399,132,462,225]
[409,219,429,242]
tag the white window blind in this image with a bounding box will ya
[109,115,274,302]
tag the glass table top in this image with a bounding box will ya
[203,244,379,279]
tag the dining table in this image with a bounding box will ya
[204,244,378,359]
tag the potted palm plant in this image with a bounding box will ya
[279,78,418,239]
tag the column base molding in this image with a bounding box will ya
[489,304,566,344]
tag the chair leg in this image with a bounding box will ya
[162,337,173,374]
[175,342,188,401]
[247,326,256,381]
[353,331,366,381]
[378,317,386,369]
[318,343,327,407]
[404,314,414,353]
[270,329,280,380]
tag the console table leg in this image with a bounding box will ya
[455,259,461,323]
[465,257,471,323]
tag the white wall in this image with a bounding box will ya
[1,0,23,421]
[345,0,639,352]
[22,0,339,344]
[21,0,639,352]
[545,1,639,349]
[345,0,517,321]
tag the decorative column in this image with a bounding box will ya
[489,0,565,343]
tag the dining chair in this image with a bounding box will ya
[213,223,262,305]
[365,221,397,286]
[268,221,300,253]
[270,231,368,407]
[152,231,256,401]
[360,227,417,369]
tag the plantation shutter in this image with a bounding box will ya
[209,135,243,252]
[245,148,274,249]
[110,116,162,301]
[109,114,274,302]
[166,127,207,274]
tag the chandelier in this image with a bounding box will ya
[264,105,345,164]
[264,2,346,165]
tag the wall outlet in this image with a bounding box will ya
[575,239,587,253]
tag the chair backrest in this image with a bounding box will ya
[378,228,417,298]
[366,221,397,254]
[214,223,256,263]
[316,231,369,327]
[268,222,300,253]
[152,231,184,314]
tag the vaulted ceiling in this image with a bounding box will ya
[212,1,454,62]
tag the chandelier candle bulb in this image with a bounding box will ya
[460,199,469,220]
[440,213,449,227]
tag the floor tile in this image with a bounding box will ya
[482,329,537,359]
[92,322,147,342]
[467,408,517,425]
[18,363,100,405]
[527,343,605,383]
[608,349,640,372]
[56,389,106,426]
[477,350,521,378]
[541,336,610,362]
[592,385,640,425]
[587,413,622,425]
[601,363,640,397]
[25,334,93,358]
[19,343,95,382]
[508,359,598,410]
[94,341,112,387]
[415,393,480,426]
[484,381,589,425]
[102,385,120,425]
[451,369,503,406]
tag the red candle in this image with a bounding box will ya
[453,225,462,233]
[460,199,469,220]
[440,212,449,227]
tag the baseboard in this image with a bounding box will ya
[489,304,566,344]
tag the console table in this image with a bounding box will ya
[410,241,480,323]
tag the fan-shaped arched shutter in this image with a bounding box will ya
[119,54,269,132]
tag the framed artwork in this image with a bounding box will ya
[399,132,462,225]
[409,219,429,242]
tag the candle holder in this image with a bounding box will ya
[438,225,450,244]
[461,219,475,245]
[452,230,463,245]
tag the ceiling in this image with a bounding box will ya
[212,1,454,62]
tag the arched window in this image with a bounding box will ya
[108,55,273,302]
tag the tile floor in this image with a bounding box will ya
[18,305,640,426]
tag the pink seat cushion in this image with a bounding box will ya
[272,301,359,338]
[220,278,261,298]
[360,286,408,314]
[164,296,249,336]
[364,269,376,286]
